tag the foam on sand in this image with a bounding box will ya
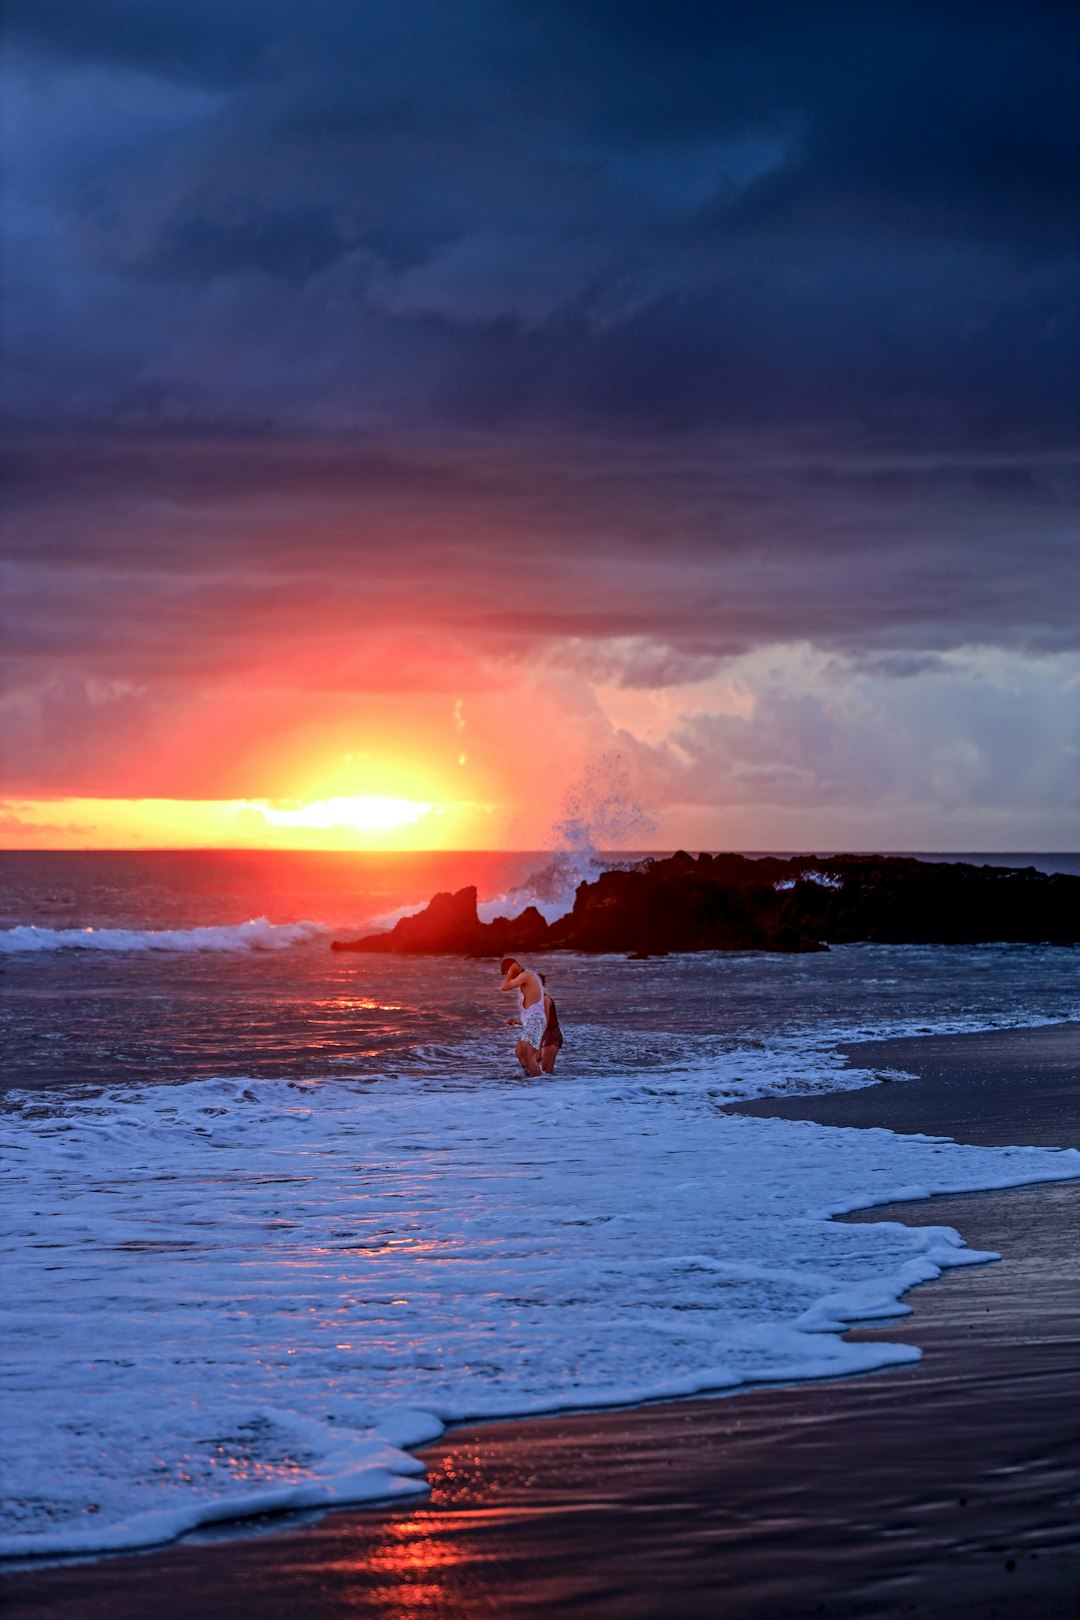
[2,1071,1077,1560]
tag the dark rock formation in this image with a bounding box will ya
[331,886,550,956]
[547,853,824,954]
[330,853,1080,956]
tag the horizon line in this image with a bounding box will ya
[1,847,1075,858]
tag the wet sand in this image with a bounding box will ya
[732,1019,1080,1150]
[4,1021,1078,1619]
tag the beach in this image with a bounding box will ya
[8,0,1080,1606]
[7,0,1077,1597]
[4,1019,1077,1620]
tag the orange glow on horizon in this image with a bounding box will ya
[0,796,501,851]
[1,672,615,851]
[255,796,435,833]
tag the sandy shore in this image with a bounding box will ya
[4,1021,1078,1619]
[732,1019,1080,1150]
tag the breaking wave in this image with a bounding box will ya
[0,918,327,955]
[774,871,845,892]
[481,754,656,924]
[3,1070,1078,1559]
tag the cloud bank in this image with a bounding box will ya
[2,2,1078,842]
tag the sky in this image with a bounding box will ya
[2,0,1079,851]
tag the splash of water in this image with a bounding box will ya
[481,755,656,923]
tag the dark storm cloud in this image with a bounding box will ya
[4,0,285,86]
[5,0,1077,436]
[2,0,1078,798]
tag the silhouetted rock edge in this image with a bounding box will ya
[330,853,1080,956]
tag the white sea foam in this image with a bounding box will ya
[774,870,845,891]
[476,753,657,924]
[0,918,327,955]
[2,1071,1077,1560]
[475,845,599,926]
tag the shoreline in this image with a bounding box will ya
[3,1020,1078,1618]
[728,1018,1080,1149]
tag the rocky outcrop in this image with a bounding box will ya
[331,886,550,956]
[546,852,824,954]
[330,853,1080,956]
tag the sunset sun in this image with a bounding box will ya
[254,796,436,833]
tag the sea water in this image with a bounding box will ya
[1,850,1078,1560]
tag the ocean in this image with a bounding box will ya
[2,848,1079,1561]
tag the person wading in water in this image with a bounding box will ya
[499,958,564,1077]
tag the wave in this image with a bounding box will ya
[365,763,655,933]
[479,753,656,924]
[2,1070,1078,1559]
[0,918,327,955]
[774,870,844,892]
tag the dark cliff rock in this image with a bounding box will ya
[331,886,550,956]
[544,856,824,954]
[770,854,1078,946]
[330,853,1080,956]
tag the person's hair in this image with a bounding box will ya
[500,957,517,974]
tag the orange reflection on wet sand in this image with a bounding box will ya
[342,1513,469,1616]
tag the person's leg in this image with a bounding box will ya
[518,1004,546,1076]
[540,1043,558,1074]
[515,1039,542,1077]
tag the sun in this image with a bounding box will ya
[254,796,435,833]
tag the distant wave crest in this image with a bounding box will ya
[0,918,328,955]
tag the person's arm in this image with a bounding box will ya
[501,967,526,1020]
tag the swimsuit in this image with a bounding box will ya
[518,975,547,1048]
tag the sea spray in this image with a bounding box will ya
[479,753,656,923]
